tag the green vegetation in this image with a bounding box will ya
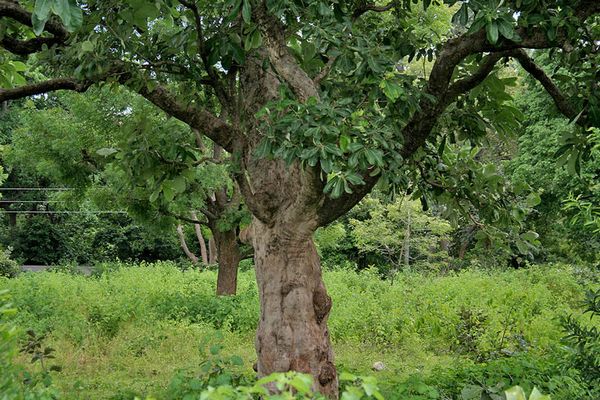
[1,0,599,398]
[1,262,598,399]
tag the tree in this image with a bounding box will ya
[5,89,251,294]
[0,0,598,396]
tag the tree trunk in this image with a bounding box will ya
[191,211,209,264]
[213,227,240,296]
[176,225,198,264]
[208,237,218,264]
[250,219,337,398]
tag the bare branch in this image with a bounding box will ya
[176,224,200,264]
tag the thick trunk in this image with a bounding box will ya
[251,219,337,398]
[213,228,240,296]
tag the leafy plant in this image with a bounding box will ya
[0,247,20,278]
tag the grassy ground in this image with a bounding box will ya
[1,262,596,399]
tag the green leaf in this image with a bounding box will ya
[50,0,83,32]
[339,135,351,152]
[242,0,251,24]
[162,184,175,202]
[521,231,539,242]
[529,388,550,400]
[81,40,94,53]
[172,176,186,194]
[96,148,118,157]
[32,0,53,35]
[244,29,262,50]
[505,386,527,400]
[498,19,514,40]
[486,21,499,44]
[526,192,541,207]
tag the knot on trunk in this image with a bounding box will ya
[281,281,302,297]
[313,287,332,325]
[318,361,336,385]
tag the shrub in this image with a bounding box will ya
[0,247,20,278]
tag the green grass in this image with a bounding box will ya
[0,262,596,399]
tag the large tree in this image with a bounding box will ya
[0,0,598,396]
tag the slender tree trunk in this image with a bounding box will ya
[213,227,240,296]
[250,218,337,398]
[208,237,218,264]
[176,225,198,264]
[191,211,209,264]
[403,207,411,269]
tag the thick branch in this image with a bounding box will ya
[257,6,319,102]
[399,0,598,160]
[318,170,380,226]
[138,85,237,152]
[443,52,507,104]
[352,1,395,19]
[0,36,62,55]
[0,78,90,102]
[509,49,578,120]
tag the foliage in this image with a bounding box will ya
[349,197,452,272]
[0,290,59,400]
[0,247,20,278]
[559,288,600,390]
[0,262,596,398]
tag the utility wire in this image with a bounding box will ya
[0,187,72,191]
[0,211,127,214]
[0,200,65,203]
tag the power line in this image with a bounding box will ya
[0,211,127,214]
[0,188,72,191]
[0,200,65,203]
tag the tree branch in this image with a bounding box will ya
[0,36,63,55]
[179,0,229,104]
[137,85,238,152]
[352,1,395,20]
[443,52,507,105]
[398,0,598,160]
[0,78,91,102]
[314,56,337,84]
[318,169,380,226]
[509,49,579,121]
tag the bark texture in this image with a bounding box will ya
[250,219,337,397]
[212,227,240,296]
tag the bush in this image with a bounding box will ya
[0,247,20,278]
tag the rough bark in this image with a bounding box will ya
[250,218,337,397]
[212,227,241,296]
